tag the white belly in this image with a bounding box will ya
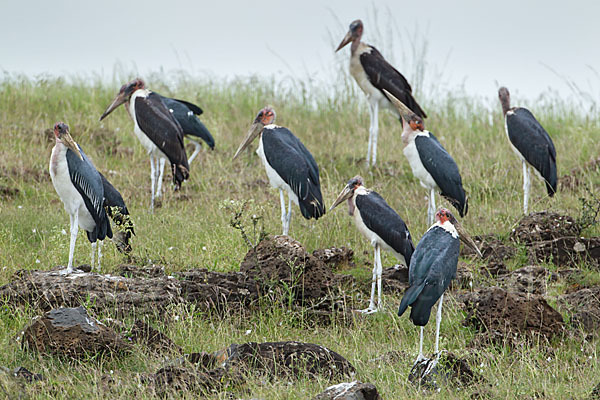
[352,197,406,264]
[403,140,437,190]
[49,147,96,232]
[256,137,299,205]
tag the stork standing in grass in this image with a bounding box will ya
[49,122,112,274]
[330,175,414,313]
[233,106,325,235]
[498,87,557,214]
[398,208,480,378]
[100,79,189,211]
[336,19,426,167]
[384,90,468,225]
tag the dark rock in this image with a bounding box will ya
[459,287,564,340]
[13,366,44,382]
[240,235,334,303]
[511,212,581,244]
[313,381,381,400]
[497,266,557,295]
[528,236,600,267]
[312,246,355,269]
[128,320,182,354]
[382,265,409,294]
[560,286,600,334]
[408,352,482,390]
[117,264,165,278]
[22,306,130,357]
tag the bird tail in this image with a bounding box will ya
[172,163,190,190]
[106,205,135,254]
[193,119,215,149]
[299,187,326,220]
[398,282,425,317]
[442,192,468,218]
[545,164,557,197]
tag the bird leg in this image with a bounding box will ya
[63,213,79,275]
[357,245,379,314]
[427,188,436,225]
[523,161,530,214]
[91,241,96,271]
[150,155,156,212]
[187,139,202,165]
[97,240,103,272]
[286,194,292,235]
[156,157,166,197]
[434,293,444,355]
[280,189,289,236]
[376,244,383,310]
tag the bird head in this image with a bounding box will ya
[99,78,146,121]
[233,106,276,160]
[336,19,363,52]
[498,86,511,115]
[436,208,482,258]
[382,89,425,131]
[330,175,364,212]
[53,122,82,160]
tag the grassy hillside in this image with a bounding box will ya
[0,74,599,398]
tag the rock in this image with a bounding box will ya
[511,212,581,244]
[312,246,355,269]
[459,287,564,340]
[128,320,182,354]
[240,235,334,303]
[560,286,600,334]
[408,352,482,390]
[382,265,409,293]
[313,381,381,400]
[528,236,600,267]
[22,306,130,357]
[497,266,557,295]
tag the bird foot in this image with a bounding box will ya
[408,352,444,389]
[355,306,379,314]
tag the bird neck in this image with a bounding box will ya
[500,96,511,116]
[351,39,360,53]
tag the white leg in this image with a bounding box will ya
[187,139,202,164]
[523,161,530,214]
[286,194,292,235]
[371,101,379,166]
[376,244,383,310]
[428,188,436,225]
[156,157,166,198]
[90,241,96,270]
[66,213,78,274]
[280,189,288,235]
[418,326,424,359]
[97,240,102,271]
[150,155,156,211]
[358,246,378,313]
[434,293,444,354]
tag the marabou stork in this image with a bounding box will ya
[330,175,414,313]
[384,90,468,225]
[336,19,427,167]
[398,208,478,377]
[233,107,325,235]
[99,79,189,211]
[49,122,112,274]
[498,87,557,214]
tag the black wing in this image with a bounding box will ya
[161,96,215,149]
[66,147,112,242]
[170,98,203,115]
[262,127,325,220]
[415,133,468,217]
[355,191,414,264]
[506,108,557,196]
[360,46,427,118]
[398,226,459,326]
[135,93,189,188]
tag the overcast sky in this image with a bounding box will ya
[1,0,599,101]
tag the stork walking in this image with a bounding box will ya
[398,208,478,379]
[498,87,557,214]
[330,176,414,313]
[100,79,189,211]
[336,19,426,166]
[49,122,112,274]
[233,107,325,235]
[384,90,468,225]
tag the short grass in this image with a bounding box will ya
[0,73,599,399]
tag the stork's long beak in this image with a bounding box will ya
[335,30,353,52]
[330,185,353,211]
[62,132,83,160]
[454,219,483,258]
[382,89,413,120]
[99,91,127,121]
[233,122,264,160]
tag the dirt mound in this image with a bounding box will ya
[312,246,355,269]
[128,320,182,354]
[511,212,581,244]
[560,286,600,334]
[497,266,557,295]
[460,287,564,340]
[117,264,166,278]
[21,306,130,357]
[461,234,516,261]
[528,236,600,267]
[240,235,334,302]
[314,381,381,400]
[382,265,409,293]
[0,185,19,199]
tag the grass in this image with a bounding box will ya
[0,72,600,398]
